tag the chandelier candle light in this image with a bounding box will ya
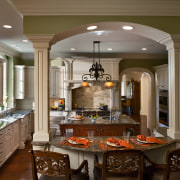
[81,41,113,87]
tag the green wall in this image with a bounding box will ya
[24,16,180,34]
[119,59,168,74]
[14,57,34,66]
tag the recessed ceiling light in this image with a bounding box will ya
[107,48,112,51]
[122,25,134,30]
[141,48,147,51]
[22,39,28,42]
[11,45,16,47]
[87,25,97,30]
[3,25,12,29]
[70,48,75,51]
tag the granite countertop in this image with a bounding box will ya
[0,109,33,130]
[43,136,176,153]
[59,114,140,125]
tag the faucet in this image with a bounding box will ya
[4,108,10,117]
[110,109,112,123]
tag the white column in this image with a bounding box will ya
[27,35,54,142]
[63,58,74,110]
[162,35,180,139]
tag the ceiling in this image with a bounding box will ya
[0,0,172,59]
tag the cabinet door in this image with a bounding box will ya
[156,65,168,90]
[49,67,65,98]
[161,68,168,89]
[12,121,19,150]
[25,67,34,98]
[15,66,25,99]
[0,129,5,167]
[49,68,54,97]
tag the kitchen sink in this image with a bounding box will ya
[102,116,118,120]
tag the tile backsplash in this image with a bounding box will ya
[72,86,110,109]
[49,98,65,109]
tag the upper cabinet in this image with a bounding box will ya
[15,66,34,99]
[15,65,25,99]
[15,65,65,99]
[154,64,168,90]
[25,66,34,99]
[49,66,65,98]
[0,63,3,104]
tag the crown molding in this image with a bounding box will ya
[0,42,21,57]
[11,0,180,16]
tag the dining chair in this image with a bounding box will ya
[29,150,89,180]
[144,148,180,180]
[93,149,144,180]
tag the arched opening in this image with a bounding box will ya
[120,68,155,136]
[48,21,169,137]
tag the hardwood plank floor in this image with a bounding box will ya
[0,141,33,180]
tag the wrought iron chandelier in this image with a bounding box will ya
[81,41,113,87]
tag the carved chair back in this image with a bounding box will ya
[165,148,180,180]
[102,149,144,180]
[29,150,71,180]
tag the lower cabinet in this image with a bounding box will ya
[0,123,18,167]
[0,111,33,167]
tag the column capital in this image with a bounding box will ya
[160,34,180,50]
[26,34,54,48]
[64,58,74,64]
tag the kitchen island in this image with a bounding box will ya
[59,114,140,137]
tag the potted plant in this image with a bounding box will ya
[99,103,108,110]
[0,104,4,111]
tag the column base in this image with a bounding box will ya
[167,128,180,139]
[33,132,50,142]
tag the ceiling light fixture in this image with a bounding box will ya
[81,41,113,87]
[87,25,97,30]
[70,48,75,51]
[3,25,12,29]
[11,45,16,47]
[107,48,112,51]
[122,25,134,30]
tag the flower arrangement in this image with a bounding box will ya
[3,96,8,108]
[58,99,65,107]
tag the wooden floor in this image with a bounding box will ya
[0,141,33,180]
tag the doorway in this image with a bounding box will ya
[120,68,155,134]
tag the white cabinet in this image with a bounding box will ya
[12,121,20,151]
[49,66,65,98]
[15,65,25,99]
[154,64,168,90]
[0,129,5,166]
[25,66,34,98]
[0,111,33,167]
[4,126,13,159]
[0,63,3,104]
[15,66,34,99]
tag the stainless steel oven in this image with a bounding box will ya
[159,90,168,126]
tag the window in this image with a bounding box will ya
[0,54,7,108]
